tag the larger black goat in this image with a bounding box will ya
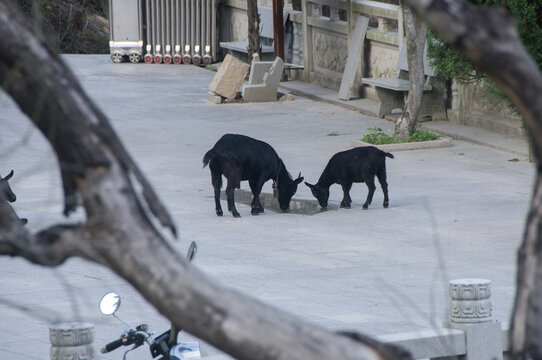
[203,134,304,217]
[305,146,394,210]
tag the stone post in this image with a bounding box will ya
[377,17,389,33]
[312,4,321,17]
[50,322,95,360]
[447,279,503,360]
[329,7,339,22]
[292,22,304,66]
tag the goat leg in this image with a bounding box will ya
[363,178,377,210]
[340,183,352,209]
[249,180,265,215]
[226,182,240,218]
[376,169,390,208]
[211,171,223,216]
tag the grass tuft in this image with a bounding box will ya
[362,125,440,145]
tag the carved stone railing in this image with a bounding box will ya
[293,0,402,88]
[220,0,403,90]
[291,0,402,47]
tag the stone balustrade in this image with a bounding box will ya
[221,0,402,90]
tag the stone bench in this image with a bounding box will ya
[220,41,275,60]
[362,41,447,120]
[242,57,285,102]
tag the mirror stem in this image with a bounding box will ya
[113,313,134,328]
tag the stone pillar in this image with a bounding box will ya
[329,7,339,22]
[292,22,304,66]
[377,17,389,33]
[50,322,95,360]
[448,81,463,124]
[447,279,502,360]
[312,4,321,17]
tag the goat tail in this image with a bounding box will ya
[384,151,394,159]
[202,148,215,168]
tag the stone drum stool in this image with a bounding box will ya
[448,278,502,360]
[449,278,492,323]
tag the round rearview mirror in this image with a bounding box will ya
[99,292,121,315]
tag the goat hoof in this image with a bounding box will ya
[340,202,351,209]
[383,202,389,208]
[362,205,369,210]
[251,206,264,214]
[232,211,241,218]
[216,209,223,216]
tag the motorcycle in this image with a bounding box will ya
[99,242,203,360]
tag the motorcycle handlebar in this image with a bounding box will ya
[101,328,152,354]
[101,338,124,353]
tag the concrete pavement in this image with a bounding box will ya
[279,80,530,158]
[0,55,534,359]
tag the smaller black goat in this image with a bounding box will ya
[1,170,17,202]
[305,146,394,210]
[203,134,304,217]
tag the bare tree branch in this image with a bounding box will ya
[0,199,102,266]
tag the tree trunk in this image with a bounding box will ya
[512,174,542,358]
[247,0,260,61]
[395,1,426,139]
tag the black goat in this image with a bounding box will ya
[305,146,394,210]
[203,134,304,217]
[1,170,16,202]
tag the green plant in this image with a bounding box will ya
[426,0,542,115]
[327,131,340,136]
[407,124,440,142]
[426,31,484,85]
[362,126,440,145]
[427,0,542,84]
[362,128,398,145]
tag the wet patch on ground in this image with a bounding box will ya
[220,190,331,215]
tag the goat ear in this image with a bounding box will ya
[304,181,314,189]
[294,176,304,185]
[4,170,13,180]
